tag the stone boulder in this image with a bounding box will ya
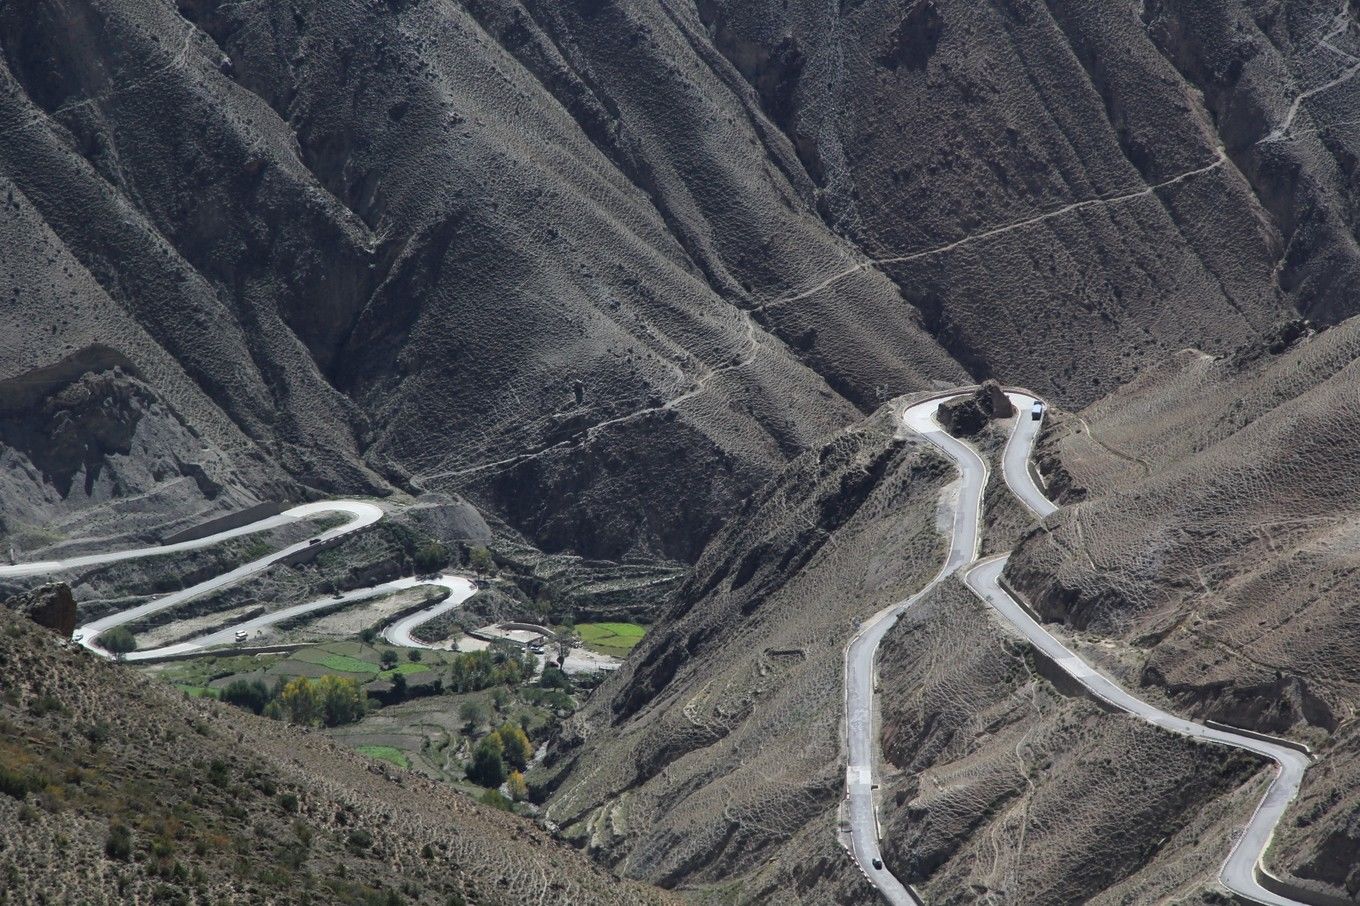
[936,380,1015,437]
[3,583,77,637]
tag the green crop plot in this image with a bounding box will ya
[378,662,430,679]
[575,622,646,655]
[291,650,379,676]
[354,745,410,769]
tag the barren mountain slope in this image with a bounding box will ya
[8,0,1353,560]
[701,0,1360,403]
[1007,315,1360,900]
[545,398,950,902]
[0,0,967,564]
[874,580,1264,905]
[0,174,299,551]
[0,608,673,905]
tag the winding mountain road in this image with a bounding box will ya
[0,501,478,660]
[845,390,1313,905]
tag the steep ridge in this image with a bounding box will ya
[9,0,1357,564]
[847,393,1314,904]
[545,399,951,902]
[545,390,1305,902]
[0,606,673,904]
[0,0,964,565]
[700,0,1360,403]
[1007,317,1360,901]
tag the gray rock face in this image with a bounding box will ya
[3,582,76,636]
[936,380,1013,436]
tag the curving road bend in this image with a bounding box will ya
[847,389,1311,905]
[843,394,991,905]
[132,575,476,662]
[0,500,473,658]
[0,501,381,579]
[382,576,477,649]
[978,393,1311,906]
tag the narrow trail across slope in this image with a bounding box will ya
[764,152,1227,314]
[845,390,1315,905]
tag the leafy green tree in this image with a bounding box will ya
[458,701,486,733]
[105,822,133,860]
[407,648,423,663]
[413,541,450,573]
[379,649,399,669]
[221,679,271,715]
[467,732,506,788]
[478,789,512,812]
[316,675,366,726]
[539,667,571,690]
[506,770,528,802]
[467,546,495,574]
[280,677,321,727]
[390,671,408,701]
[101,626,136,659]
[497,723,533,770]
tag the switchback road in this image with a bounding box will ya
[846,390,1313,905]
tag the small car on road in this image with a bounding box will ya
[872,858,883,870]
[234,630,249,643]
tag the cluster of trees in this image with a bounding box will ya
[221,675,367,728]
[466,721,533,795]
[446,645,535,694]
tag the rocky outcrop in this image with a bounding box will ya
[935,379,1015,436]
[3,583,76,636]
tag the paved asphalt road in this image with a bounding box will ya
[849,389,1310,905]
[67,501,384,655]
[0,501,380,579]
[844,394,990,905]
[133,575,471,661]
[3,500,620,673]
[981,392,1311,906]
[0,500,472,658]
[382,576,479,648]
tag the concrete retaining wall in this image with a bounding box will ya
[161,501,286,545]
[1205,719,1313,758]
[1252,864,1358,906]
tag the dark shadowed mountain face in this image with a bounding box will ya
[5,0,1355,563]
[4,2,1360,898]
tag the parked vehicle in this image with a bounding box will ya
[1031,401,1044,421]
[234,630,249,642]
[71,632,83,643]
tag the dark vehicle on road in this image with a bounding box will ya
[872,858,883,870]
[309,537,322,545]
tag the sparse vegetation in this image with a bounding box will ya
[0,611,646,903]
[413,541,450,573]
[221,678,271,714]
[101,626,137,657]
[104,823,132,861]
[467,546,495,574]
